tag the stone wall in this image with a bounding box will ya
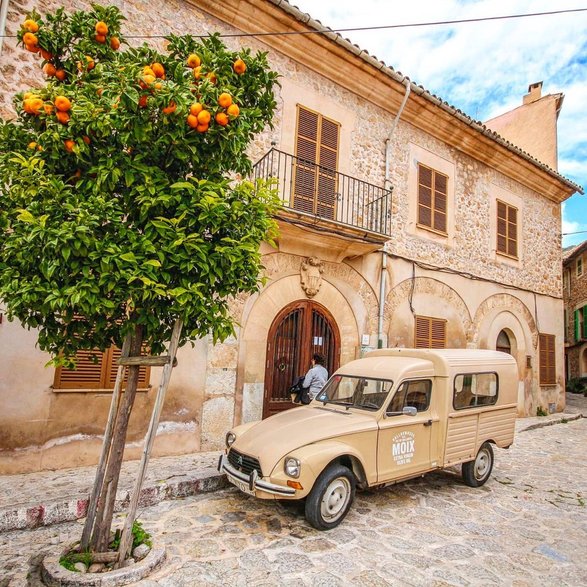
[564,245,587,379]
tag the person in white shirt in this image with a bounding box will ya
[303,353,328,400]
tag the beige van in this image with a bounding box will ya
[219,348,518,530]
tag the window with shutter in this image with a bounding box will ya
[538,333,556,385]
[415,315,447,349]
[496,200,518,258]
[578,256,584,277]
[54,345,150,391]
[417,164,448,234]
[293,105,340,219]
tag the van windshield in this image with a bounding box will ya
[315,375,393,411]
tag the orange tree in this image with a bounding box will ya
[0,4,279,556]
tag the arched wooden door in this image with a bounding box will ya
[264,300,340,418]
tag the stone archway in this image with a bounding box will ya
[385,277,472,347]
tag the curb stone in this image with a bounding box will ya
[41,547,166,586]
[0,467,228,534]
[517,413,583,432]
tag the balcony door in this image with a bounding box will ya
[264,300,340,418]
[293,106,340,220]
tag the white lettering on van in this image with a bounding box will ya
[391,431,415,465]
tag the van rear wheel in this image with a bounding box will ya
[462,442,494,487]
[305,463,356,530]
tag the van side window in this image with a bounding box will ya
[387,380,432,414]
[453,373,498,409]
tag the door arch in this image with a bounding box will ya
[264,300,340,418]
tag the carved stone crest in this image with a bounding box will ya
[300,256,324,298]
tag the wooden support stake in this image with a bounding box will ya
[80,335,131,551]
[118,355,172,367]
[116,319,183,565]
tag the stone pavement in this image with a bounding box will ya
[0,394,585,534]
[1,404,586,586]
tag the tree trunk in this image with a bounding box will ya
[90,323,144,553]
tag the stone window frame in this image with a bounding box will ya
[577,255,584,278]
[407,143,456,246]
[496,199,518,259]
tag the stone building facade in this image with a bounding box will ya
[563,240,587,380]
[0,0,582,473]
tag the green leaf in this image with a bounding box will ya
[16,209,35,223]
[143,259,161,268]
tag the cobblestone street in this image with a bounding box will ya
[1,416,586,586]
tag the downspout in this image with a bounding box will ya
[378,77,411,348]
[0,0,9,56]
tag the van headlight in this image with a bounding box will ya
[284,457,301,478]
[225,432,236,448]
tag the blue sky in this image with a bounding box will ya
[291,0,587,247]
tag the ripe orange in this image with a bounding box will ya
[82,135,91,145]
[95,34,106,44]
[162,101,177,114]
[43,103,54,115]
[196,123,209,133]
[138,95,148,108]
[193,66,202,80]
[110,36,120,50]
[227,103,240,118]
[85,56,95,70]
[23,97,43,115]
[186,114,199,129]
[142,73,156,86]
[22,19,39,33]
[218,93,232,108]
[233,59,246,75]
[55,96,72,112]
[143,65,155,76]
[39,49,53,61]
[189,102,203,116]
[43,62,57,77]
[205,72,217,84]
[215,112,229,126]
[95,21,108,35]
[64,139,75,153]
[197,110,211,125]
[27,141,38,149]
[186,54,201,68]
[25,43,39,53]
[151,62,165,78]
[55,69,67,81]
[23,32,38,46]
[154,82,163,90]
[56,111,70,124]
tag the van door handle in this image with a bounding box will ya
[423,419,433,427]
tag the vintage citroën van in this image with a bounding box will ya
[219,349,518,529]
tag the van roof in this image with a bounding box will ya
[362,348,517,378]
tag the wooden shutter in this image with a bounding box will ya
[54,345,150,390]
[415,316,446,349]
[583,307,587,338]
[497,200,518,258]
[575,310,581,342]
[293,106,339,219]
[539,334,556,385]
[417,164,447,233]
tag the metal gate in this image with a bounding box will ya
[264,300,340,418]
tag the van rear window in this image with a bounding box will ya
[453,373,498,409]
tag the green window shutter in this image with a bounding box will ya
[583,307,587,338]
[575,310,581,341]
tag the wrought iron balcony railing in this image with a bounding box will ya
[253,148,392,237]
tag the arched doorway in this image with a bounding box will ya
[496,330,512,354]
[264,300,340,418]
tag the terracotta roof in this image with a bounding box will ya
[270,0,583,195]
[563,239,587,263]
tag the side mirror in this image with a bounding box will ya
[402,406,417,416]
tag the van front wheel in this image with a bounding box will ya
[305,464,356,530]
[462,442,494,487]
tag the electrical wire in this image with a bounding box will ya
[2,7,586,39]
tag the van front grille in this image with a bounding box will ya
[228,448,262,477]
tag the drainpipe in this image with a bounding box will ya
[378,77,411,349]
[0,0,9,56]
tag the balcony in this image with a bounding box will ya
[253,149,392,261]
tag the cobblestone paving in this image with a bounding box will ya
[1,418,586,586]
